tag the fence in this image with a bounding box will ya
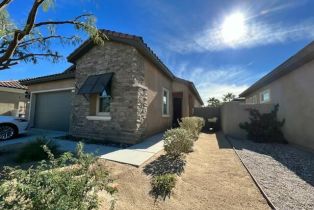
[193,106,221,131]
[220,102,274,139]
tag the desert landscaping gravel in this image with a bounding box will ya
[229,137,314,210]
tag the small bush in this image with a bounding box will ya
[164,128,194,157]
[151,173,176,200]
[16,137,59,163]
[0,143,117,210]
[239,104,287,143]
[179,117,205,140]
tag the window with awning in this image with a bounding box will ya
[78,73,114,118]
[78,72,113,95]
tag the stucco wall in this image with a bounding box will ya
[70,42,147,144]
[172,82,190,117]
[244,59,314,149]
[144,56,172,137]
[28,79,75,92]
[0,89,27,116]
[221,102,274,139]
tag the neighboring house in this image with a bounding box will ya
[20,30,203,144]
[239,41,314,149]
[0,81,27,117]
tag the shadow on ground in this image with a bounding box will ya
[229,137,314,187]
[215,132,233,149]
[143,154,186,176]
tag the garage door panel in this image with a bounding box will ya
[34,91,72,131]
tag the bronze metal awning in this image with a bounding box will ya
[78,72,113,95]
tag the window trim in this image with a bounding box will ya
[260,89,270,104]
[252,95,257,104]
[96,94,111,116]
[162,88,170,117]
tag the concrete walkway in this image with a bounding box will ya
[56,133,164,166]
[0,129,164,167]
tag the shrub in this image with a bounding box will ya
[239,104,287,143]
[16,137,59,163]
[151,173,176,200]
[179,117,205,140]
[164,128,194,157]
[0,143,117,210]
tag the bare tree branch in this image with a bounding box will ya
[9,53,61,61]
[18,35,78,48]
[0,0,12,10]
[34,14,93,28]
[0,0,44,67]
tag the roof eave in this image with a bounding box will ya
[20,72,75,86]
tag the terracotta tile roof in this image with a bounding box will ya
[0,80,27,90]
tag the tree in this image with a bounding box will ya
[0,0,105,70]
[222,92,236,102]
[207,97,221,107]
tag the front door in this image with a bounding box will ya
[172,97,182,127]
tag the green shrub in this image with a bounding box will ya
[239,104,287,143]
[0,143,117,210]
[164,128,194,157]
[15,137,59,163]
[179,117,205,140]
[151,173,176,200]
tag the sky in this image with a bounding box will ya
[1,0,314,104]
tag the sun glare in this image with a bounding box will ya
[221,12,247,44]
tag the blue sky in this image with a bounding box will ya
[1,0,314,103]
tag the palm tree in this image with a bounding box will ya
[222,93,236,102]
[207,97,221,107]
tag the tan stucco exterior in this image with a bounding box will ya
[27,79,75,92]
[0,87,27,116]
[221,102,275,140]
[244,59,314,150]
[144,56,172,137]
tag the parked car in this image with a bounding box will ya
[0,116,28,140]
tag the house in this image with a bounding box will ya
[239,41,314,149]
[0,81,27,117]
[20,30,203,144]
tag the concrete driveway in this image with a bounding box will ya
[0,129,164,167]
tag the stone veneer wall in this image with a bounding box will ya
[70,42,148,144]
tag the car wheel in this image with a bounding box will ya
[0,124,17,140]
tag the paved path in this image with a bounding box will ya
[0,129,164,167]
[58,133,164,166]
[102,132,271,210]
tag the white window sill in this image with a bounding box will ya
[86,116,111,121]
[162,114,170,118]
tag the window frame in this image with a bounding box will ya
[252,95,257,104]
[96,94,111,116]
[162,88,170,117]
[260,89,270,103]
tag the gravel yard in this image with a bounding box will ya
[229,137,314,210]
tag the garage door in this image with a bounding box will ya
[34,90,72,131]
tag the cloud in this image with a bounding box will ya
[173,63,259,104]
[168,18,314,53]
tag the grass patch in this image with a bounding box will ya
[15,137,59,163]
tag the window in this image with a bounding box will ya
[162,88,169,116]
[97,90,111,115]
[260,89,270,103]
[252,95,257,104]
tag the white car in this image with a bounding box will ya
[0,116,28,140]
